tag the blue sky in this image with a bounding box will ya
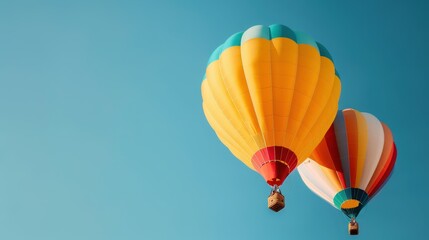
[0,0,428,239]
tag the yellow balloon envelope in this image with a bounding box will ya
[202,24,341,188]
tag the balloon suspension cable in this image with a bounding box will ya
[350,217,358,224]
[341,213,351,222]
[270,184,281,195]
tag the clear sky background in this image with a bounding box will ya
[0,0,428,239]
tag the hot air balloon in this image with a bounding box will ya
[298,109,397,234]
[201,24,341,212]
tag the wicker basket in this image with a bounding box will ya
[267,192,285,212]
[348,221,359,235]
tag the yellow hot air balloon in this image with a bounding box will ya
[201,24,341,211]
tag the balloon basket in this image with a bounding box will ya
[268,192,285,212]
[348,221,359,235]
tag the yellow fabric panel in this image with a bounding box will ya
[296,76,341,162]
[205,63,257,154]
[203,102,246,157]
[354,111,368,187]
[283,44,321,150]
[203,104,253,169]
[270,38,299,146]
[202,80,255,169]
[297,109,336,161]
[290,56,335,152]
[240,38,275,147]
[202,80,250,154]
[218,46,263,146]
[206,63,248,139]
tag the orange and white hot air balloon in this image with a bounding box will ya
[298,109,397,234]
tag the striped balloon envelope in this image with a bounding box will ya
[201,24,341,210]
[298,109,397,233]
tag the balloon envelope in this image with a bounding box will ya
[298,109,397,218]
[202,24,341,186]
